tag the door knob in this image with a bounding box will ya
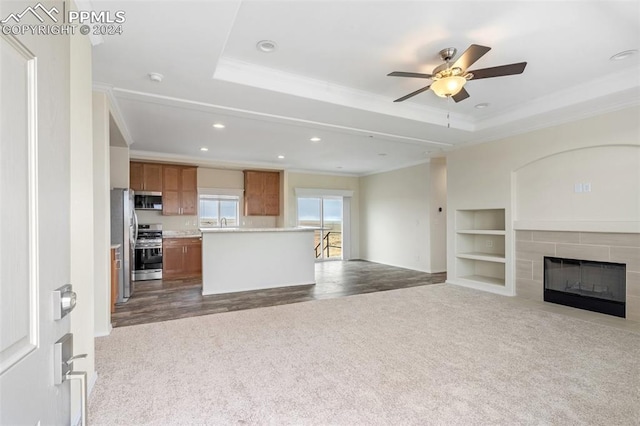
[53,284,77,320]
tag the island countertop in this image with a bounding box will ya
[199,227,316,233]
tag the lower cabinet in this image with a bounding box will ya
[163,237,202,279]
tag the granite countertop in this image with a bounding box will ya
[163,230,202,239]
[200,227,317,233]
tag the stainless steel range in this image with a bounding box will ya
[133,224,163,281]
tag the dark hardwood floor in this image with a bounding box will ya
[112,260,447,327]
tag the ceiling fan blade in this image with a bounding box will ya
[452,87,470,103]
[387,71,432,79]
[393,85,431,102]
[452,44,491,71]
[468,62,527,80]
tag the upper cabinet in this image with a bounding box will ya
[163,165,197,215]
[244,170,280,216]
[130,162,163,192]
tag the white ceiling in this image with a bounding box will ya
[92,0,640,176]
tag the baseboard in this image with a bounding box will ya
[446,279,515,297]
[94,323,112,338]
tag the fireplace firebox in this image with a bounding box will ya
[544,256,626,318]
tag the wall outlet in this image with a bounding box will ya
[574,183,583,193]
[583,182,591,192]
[486,240,494,248]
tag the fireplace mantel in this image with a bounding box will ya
[514,221,640,233]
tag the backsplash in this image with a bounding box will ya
[135,210,277,231]
[136,210,198,231]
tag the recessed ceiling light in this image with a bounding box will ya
[257,40,277,53]
[200,147,209,152]
[610,50,638,61]
[474,103,489,109]
[310,137,321,142]
[148,72,164,82]
[378,153,387,156]
[212,123,225,129]
[277,155,285,159]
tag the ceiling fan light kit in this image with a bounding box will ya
[431,76,466,97]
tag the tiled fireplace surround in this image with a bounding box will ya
[516,231,640,322]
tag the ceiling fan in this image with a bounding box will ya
[388,44,527,103]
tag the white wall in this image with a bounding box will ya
[360,163,431,271]
[286,172,360,259]
[109,146,129,189]
[446,106,640,286]
[69,13,95,416]
[92,92,111,337]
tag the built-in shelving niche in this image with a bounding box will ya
[453,209,508,290]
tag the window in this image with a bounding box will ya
[199,195,239,228]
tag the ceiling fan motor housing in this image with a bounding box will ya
[439,47,457,62]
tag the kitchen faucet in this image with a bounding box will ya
[220,217,227,227]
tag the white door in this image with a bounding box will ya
[0,1,72,423]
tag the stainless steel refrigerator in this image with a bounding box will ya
[110,188,137,303]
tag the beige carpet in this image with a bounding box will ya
[89,284,640,425]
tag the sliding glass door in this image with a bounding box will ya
[297,197,343,260]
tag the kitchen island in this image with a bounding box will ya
[200,227,316,295]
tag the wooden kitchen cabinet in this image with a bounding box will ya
[130,162,163,192]
[244,170,280,216]
[162,165,197,215]
[163,237,202,279]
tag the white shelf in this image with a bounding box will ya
[457,252,506,263]
[458,275,505,286]
[457,230,506,235]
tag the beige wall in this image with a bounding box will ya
[286,172,360,259]
[69,13,95,415]
[360,163,432,271]
[197,167,243,189]
[92,92,111,337]
[429,157,447,272]
[515,145,639,224]
[109,146,129,189]
[446,106,640,291]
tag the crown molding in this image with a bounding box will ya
[92,82,133,146]
[463,89,640,149]
[477,67,640,131]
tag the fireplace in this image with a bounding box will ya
[544,257,626,318]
